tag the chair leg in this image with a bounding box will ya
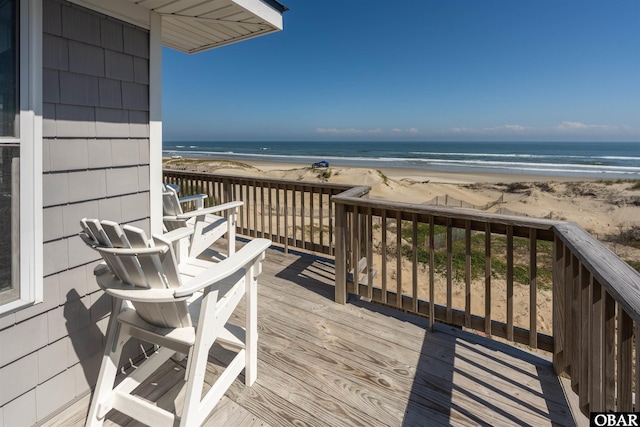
[180,290,218,427]
[86,301,126,427]
[245,269,258,386]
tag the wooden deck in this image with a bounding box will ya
[43,246,578,427]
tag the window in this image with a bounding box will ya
[0,0,18,136]
[0,0,41,315]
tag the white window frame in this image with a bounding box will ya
[0,0,42,315]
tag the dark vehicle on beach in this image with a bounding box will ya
[312,160,329,168]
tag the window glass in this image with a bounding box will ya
[0,0,18,304]
[0,0,18,137]
[0,145,18,301]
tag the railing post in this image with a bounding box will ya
[335,201,348,304]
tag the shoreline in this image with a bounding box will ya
[164,157,603,184]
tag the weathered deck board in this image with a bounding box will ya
[41,246,577,427]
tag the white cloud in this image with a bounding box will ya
[316,127,418,135]
[450,121,627,136]
[483,124,528,132]
[392,127,419,134]
[554,121,617,131]
[316,127,365,135]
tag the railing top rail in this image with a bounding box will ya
[554,222,640,324]
[330,185,371,199]
[332,191,560,231]
[163,168,357,192]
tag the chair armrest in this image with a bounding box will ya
[95,245,169,256]
[179,194,207,209]
[160,227,194,243]
[96,271,189,302]
[178,194,207,204]
[174,200,244,220]
[174,238,271,298]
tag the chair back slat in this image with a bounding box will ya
[163,185,184,217]
[85,218,113,246]
[99,221,150,288]
[81,219,133,284]
[151,232,183,289]
[123,225,177,289]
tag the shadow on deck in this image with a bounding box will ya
[43,246,577,427]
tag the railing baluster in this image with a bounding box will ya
[367,207,373,300]
[396,211,402,309]
[275,184,281,244]
[301,186,306,251]
[381,210,388,304]
[446,219,452,324]
[563,243,573,377]
[329,189,334,255]
[617,308,633,411]
[571,255,580,393]
[506,225,514,341]
[259,183,264,237]
[310,187,315,252]
[590,277,604,412]
[485,223,492,337]
[429,217,435,332]
[579,264,591,413]
[245,182,251,235]
[529,229,537,348]
[412,214,418,313]
[268,182,273,240]
[253,180,258,238]
[238,182,245,234]
[319,188,324,250]
[465,220,471,328]
[292,186,297,248]
[283,186,289,252]
[604,291,616,410]
[635,323,639,412]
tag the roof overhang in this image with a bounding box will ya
[68,0,287,54]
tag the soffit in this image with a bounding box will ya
[70,0,285,54]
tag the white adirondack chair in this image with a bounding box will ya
[80,218,270,427]
[162,184,243,260]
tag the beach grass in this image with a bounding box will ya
[595,178,640,189]
[399,224,554,290]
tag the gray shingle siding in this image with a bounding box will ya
[0,0,152,424]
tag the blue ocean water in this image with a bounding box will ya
[163,141,640,179]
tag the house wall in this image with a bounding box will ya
[0,1,152,425]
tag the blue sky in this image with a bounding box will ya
[162,0,640,142]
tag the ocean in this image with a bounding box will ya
[163,141,640,179]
